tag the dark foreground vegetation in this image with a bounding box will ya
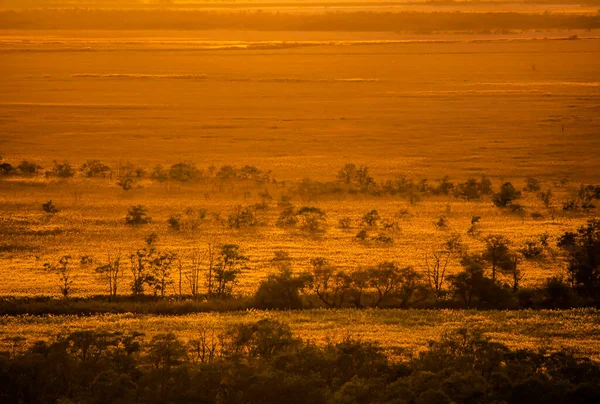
[1,319,599,404]
[0,9,599,32]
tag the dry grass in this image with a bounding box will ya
[1,309,599,360]
[1,30,599,296]
[0,177,594,296]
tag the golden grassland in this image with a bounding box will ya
[1,26,600,361]
[1,33,599,181]
[1,309,599,360]
[0,177,596,296]
[1,30,599,296]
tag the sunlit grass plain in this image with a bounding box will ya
[1,22,599,362]
[1,30,599,296]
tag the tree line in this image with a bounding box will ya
[1,9,599,32]
[4,157,599,212]
[1,319,599,404]
[31,219,600,311]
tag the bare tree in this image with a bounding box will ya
[43,255,73,298]
[188,325,222,364]
[368,262,404,307]
[308,257,351,308]
[424,236,464,299]
[206,243,215,297]
[184,249,204,297]
[501,253,524,292]
[95,251,122,299]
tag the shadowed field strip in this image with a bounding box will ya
[1,309,599,359]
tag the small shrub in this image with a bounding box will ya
[80,160,111,178]
[51,160,75,178]
[42,200,59,214]
[117,175,135,191]
[168,214,182,230]
[125,205,152,225]
[338,216,352,229]
[480,176,493,195]
[17,160,42,175]
[356,229,368,241]
[276,204,297,227]
[510,203,524,213]
[150,165,169,182]
[539,189,552,207]
[361,210,380,227]
[227,205,257,229]
[374,233,394,244]
[169,161,201,182]
[297,206,327,235]
[0,162,15,175]
[543,277,574,308]
[524,177,541,192]
[520,240,544,259]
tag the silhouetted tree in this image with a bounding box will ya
[337,163,357,184]
[213,244,248,298]
[557,219,600,303]
[95,251,122,298]
[481,235,512,281]
[492,182,521,207]
[169,161,201,182]
[254,268,310,309]
[424,236,464,299]
[297,206,326,235]
[43,255,73,297]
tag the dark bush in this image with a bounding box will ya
[169,161,201,182]
[17,160,42,175]
[80,159,111,178]
[51,160,76,178]
[492,182,521,207]
[125,205,152,225]
[0,162,15,175]
[42,200,59,214]
[253,269,310,310]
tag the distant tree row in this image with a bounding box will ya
[2,8,599,31]
[6,157,599,213]
[0,158,274,189]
